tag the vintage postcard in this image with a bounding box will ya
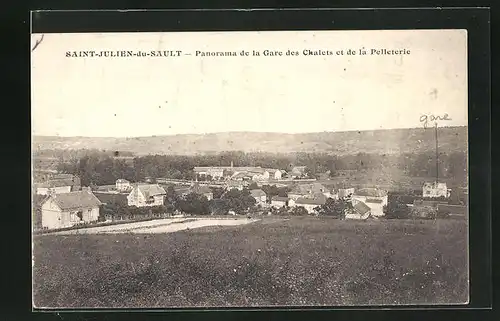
[31,29,468,308]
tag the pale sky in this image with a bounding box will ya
[31,29,467,137]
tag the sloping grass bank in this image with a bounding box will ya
[33,217,468,307]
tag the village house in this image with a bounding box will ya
[292,197,326,214]
[40,189,102,229]
[127,184,167,207]
[186,183,214,200]
[422,182,451,198]
[346,201,371,220]
[115,179,132,192]
[271,196,288,208]
[351,188,388,217]
[288,183,331,201]
[250,189,267,206]
[264,169,283,180]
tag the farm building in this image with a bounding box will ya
[116,179,132,192]
[422,182,451,198]
[127,184,167,207]
[271,196,288,208]
[194,163,283,181]
[40,189,102,229]
[250,189,267,206]
[292,197,326,214]
[346,201,371,220]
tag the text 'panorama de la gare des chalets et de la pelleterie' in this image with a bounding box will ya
[65,48,411,58]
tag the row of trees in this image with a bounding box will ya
[54,150,467,188]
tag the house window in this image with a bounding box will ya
[70,211,83,222]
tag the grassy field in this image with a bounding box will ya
[32,217,468,308]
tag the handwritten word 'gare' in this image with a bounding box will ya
[420,114,452,128]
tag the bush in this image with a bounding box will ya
[290,206,309,216]
[410,206,437,220]
[384,196,411,219]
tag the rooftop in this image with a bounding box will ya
[250,189,266,198]
[354,188,388,197]
[135,184,167,198]
[295,197,325,206]
[271,196,288,202]
[45,191,102,211]
[353,201,371,215]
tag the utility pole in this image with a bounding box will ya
[435,122,439,184]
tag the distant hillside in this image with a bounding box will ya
[32,126,467,156]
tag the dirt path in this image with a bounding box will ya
[49,218,189,235]
[130,218,259,234]
[47,218,259,235]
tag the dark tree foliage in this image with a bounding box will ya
[54,150,467,187]
[176,193,210,215]
[220,189,256,213]
[248,182,259,190]
[316,198,352,218]
[384,196,411,219]
[290,206,309,216]
[261,185,289,202]
[211,187,226,199]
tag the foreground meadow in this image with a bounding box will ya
[32,217,468,308]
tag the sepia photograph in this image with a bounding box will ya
[31,29,469,308]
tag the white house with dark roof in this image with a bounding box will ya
[422,182,451,198]
[270,196,288,208]
[40,190,102,229]
[116,179,132,192]
[288,183,330,201]
[127,184,167,207]
[351,188,388,217]
[250,189,267,206]
[293,197,326,214]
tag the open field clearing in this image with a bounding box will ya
[33,217,468,308]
